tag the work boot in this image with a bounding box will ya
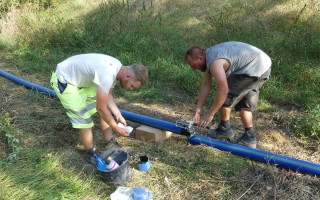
[207,123,235,141]
[235,129,257,149]
[82,147,97,165]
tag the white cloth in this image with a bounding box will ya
[56,53,122,93]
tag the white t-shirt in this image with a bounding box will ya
[56,53,122,93]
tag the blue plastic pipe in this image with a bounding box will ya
[0,70,57,97]
[120,110,184,135]
[1,70,319,176]
[188,135,320,176]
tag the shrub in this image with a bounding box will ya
[293,104,320,139]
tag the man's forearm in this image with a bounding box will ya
[107,94,121,117]
[208,87,228,116]
[196,84,211,112]
[97,107,118,129]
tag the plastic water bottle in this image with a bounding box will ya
[106,158,120,171]
[110,187,153,200]
[93,153,107,171]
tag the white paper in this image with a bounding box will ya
[118,123,134,134]
[118,123,125,128]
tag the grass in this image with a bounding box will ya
[0,0,320,199]
[1,73,320,199]
[0,106,245,200]
[1,0,319,109]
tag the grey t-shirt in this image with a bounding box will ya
[206,41,272,79]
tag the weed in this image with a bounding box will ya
[3,131,22,161]
[293,104,320,139]
[0,112,22,161]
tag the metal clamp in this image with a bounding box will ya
[175,120,197,137]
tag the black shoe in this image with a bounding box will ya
[87,152,96,165]
[208,125,235,141]
[235,130,257,149]
[83,147,97,165]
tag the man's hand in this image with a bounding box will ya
[116,115,127,126]
[192,108,201,123]
[198,114,214,128]
[115,127,130,137]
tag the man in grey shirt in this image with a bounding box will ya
[185,41,271,148]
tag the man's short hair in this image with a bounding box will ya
[185,46,205,60]
[130,64,148,86]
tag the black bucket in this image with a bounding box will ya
[98,150,131,185]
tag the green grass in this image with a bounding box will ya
[1,0,320,199]
[0,150,110,199]
[1,0,319,109]
[0,112,110,199]
[0,110,256,200]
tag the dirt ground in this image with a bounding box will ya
[1,64,319,199]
